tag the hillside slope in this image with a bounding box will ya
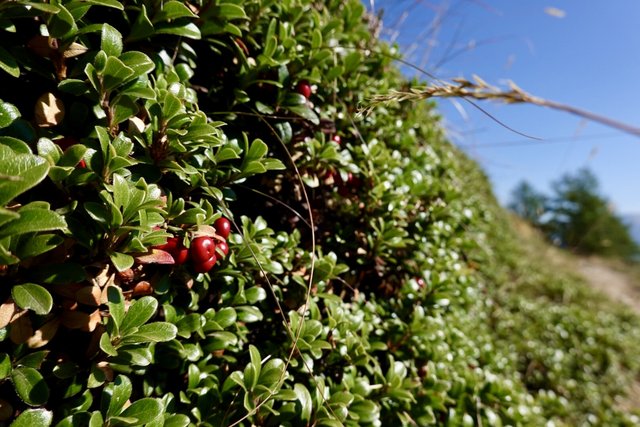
[0,1,639,426]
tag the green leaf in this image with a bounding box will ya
[0,100,20,129]
[0,207,19,227]
[112,96,139,124]
[162,92,182,120]
[0,46,19,78]
[11,366,50,406]
[163,414,191,427]
[16,233,63,259]
[155,22,201,39]
[48,3,77,38]
[0,208,66,238]
[110,252,134,272]
[12,283,53,315]
[246,139,268,160]
[99,332,118,357]
[79,0,124,9]
[118,398,163,425]
[101,23,123,57]
[101,56,134,92]
[120,297,158,334]
[153,1,197,22]
[10,408,53,427]
[118,51,155,80]
[218,3,248,20]
[113,346,153,366]
[0,145,49,206]
[294,383,313,423]
[122,322,177,343]
[0,353,10,379]
[287,104,320,125]
[107,286,125,331]
[104,375,132,418]
[0,136,30,154]
[127,5,154,41]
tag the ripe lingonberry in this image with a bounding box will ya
[296,80,312,99]
[214,217,231,239]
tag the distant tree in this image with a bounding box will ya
[508,181,547,226]
[546,168,638,259]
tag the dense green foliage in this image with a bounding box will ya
[0,1,639,426]
[510,169,639,260]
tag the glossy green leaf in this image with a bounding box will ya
[0,100,20,129]
[0,353,10,379]
[12,283,53,315]
[155,22,201,39]
[101,56,134,92]
[218,3,248,20]
[11,366,50,406]
[110,252,134,272]
[48,3,77,38]
[15,233,62,259]
[122,322,177,343]
[0,208,66,238]
[119,51,155,80]
[120,296,158,334]
[153,1,196,22]
[101,23,123,57]
[0,146,49,206]
[104,375,132,418]
[118,398,163,425]
[10,408,53,427]
[0,46,19,78]
[107,286,125,331]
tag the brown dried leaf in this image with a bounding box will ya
[27,35,56,58]
[62,42,88,58]
[76,286,102,306]
[0,300,16,329]
[34,92,65,127]
[91,263,116,288]
[9,310,33,344]
[61,309,101,332]
[26,317,61,348]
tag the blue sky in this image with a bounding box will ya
[368,1,640,214]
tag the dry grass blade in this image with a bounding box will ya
[361,75,640,138]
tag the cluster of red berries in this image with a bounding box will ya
[157,217,232,274]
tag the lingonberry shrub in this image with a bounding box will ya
[0,1,639,426]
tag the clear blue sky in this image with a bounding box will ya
[367,1,640,214]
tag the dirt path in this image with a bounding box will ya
[576,257,640,313]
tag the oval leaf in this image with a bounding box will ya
[10,408,52,427]
[11,366,50,406]
[11,283,53,315]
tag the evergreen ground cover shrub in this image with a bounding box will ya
[0,1,638,426]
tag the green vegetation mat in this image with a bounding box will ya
[0,0,638,425]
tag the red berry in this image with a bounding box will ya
[190,236,216,264]
[156,236,179,252]
[332,135,341,145]
[173,246,189,265]
[214,218,231,239]
[296,80,311,99]
[78,159,87,169]
[193,256,217,273]
[216,241,229,258]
